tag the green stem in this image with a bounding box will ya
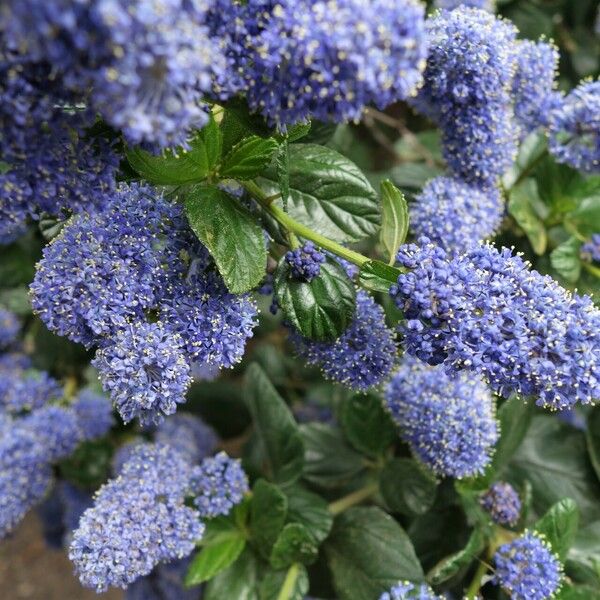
[582,261,600,279]
[465,559,489,599]
[328,482,379,515]
[277,563,301,600]
[241,180,370,268]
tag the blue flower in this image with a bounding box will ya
[493,531,562,600]
[379,580,442,599]
[411,177,504,254]
[191,452,249,519]
[293,289,398,391]
[125,557,199,600]
[434,0,494,11]
[385,356,498,478]
[155,413,218,464]
[285,242,326,282]
[0,309,20,349]
[24,405,82,461]
[0,369,63,414]
[480,481,521,526]
[581,234,600,263]
[72,390,115,441]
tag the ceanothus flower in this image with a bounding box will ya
[380,580,442,600]
[0,308,20,349]
[37,487,67,549]
[391,238,600,410]
[548,80,600,173]
[191,452,249,518]
[434,0,495,11]
[293,290,398,391]
[24,405,82,461]
[229,0,427,126]
[581,234,600,263]
[59,481,93,535]
[480,481,521,526]
[72,390,115,440]
[0,369,63,414]
[92,321,192,426]
[411,177,504,254]
[155,413,218,464]
[385,356,499,478]
[492,531,562,600]
[285,242,326,282]
[125,557,198,600]
[69,443,204,592]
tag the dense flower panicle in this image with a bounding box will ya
[548,80,600,173]
[480,481,521,526]
[385,356,499,478]
[70,443,203,592]
[125,558,199,600]
[411,177,504,253]
[512,39,559,138]
[434,0,494,11]
[379,580,442,600]
[155,413,218,464]
[0,369,63,414]
[72,390,115,440]
[191,452,249,519]
[59,481,93,535]
[37,487,67,549]
[493,531,562,600]
[391,238,600,410]
[285,242,326,282]
[581,234,600,263]
[224,0,427,126]
[24,406,82,461]
[93,322,192,426]
[112,439,146,476]
[293,290,398,391]
[0,309,20,349]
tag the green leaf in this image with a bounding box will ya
[502,131,548,190]
[587,407,600,484]
[380,458,438,517]
[341,393,396,457]
[567,521,600,586]
[0,241,38,288]
[300,423,366,489]
[220,98,274,153]
[358,260,402,294]
[185,186,267,294]
[534,498,579,560]
[279,122,312,143]
[127,117,221,184]
[325,507,424,600]
[250,479,288,560]
[557,584,600,600]
[259,563,309,600]
[219,136,279,180]
[260,144,380,243]
[244,364,305,485]
[427,528,486,586]
[274,258,356,342]
[380,180,409,265]
[276,140,290,210]
[0,286,31,316]
[567,193,600,238]
[508,179,547,255]
[185,536,246,586]
[390,163,442,190]
[270,523,318,569]
[284,485,333,545]
[551,237,583,283]
[204,547,260,600]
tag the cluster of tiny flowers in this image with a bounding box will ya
[213,0,427,126]
[391,237,600,410]
[0,308,20,349]
[581,234,600,263]
[379,580,442,600]
[480,481,521,526]
[0,368,63,414]
[154,413,218,464]
[125,557,198,600]
[285,242,326,282]
[492,531,562,600]
[434,0,495,11]
[191,451,249,519]
[548,80,600,173]
[293,290,398,391]
[411,177,504,254]
[69,443,204,592]
[410,8,518,187]
[385,355,498,478]
[71,390,115,441]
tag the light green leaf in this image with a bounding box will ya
[534,498,580,560]
[508,179,547,255]
[219,136,279,180]
[380,180,409,265]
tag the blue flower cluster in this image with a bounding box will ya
[293,290,398,391]
[379,580,442,600]
[285,242,326,282]
[581,234,600,263]
[0,368,63,414]
[548,80,600,173]
[385,356,499,478]
[391,237,600,410]
[71,390,115,441]
[434,0,495,11]
[155,413,218,465]
[0,309,20,349]
[492,531,562,600]
[125,557,199,600]
[480,481,521,526]
[411,177,504,254]
[31,184,258,425]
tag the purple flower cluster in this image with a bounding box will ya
[379,580,442,600]
[480,481,521,526]
[434,0,495,11]
[125,557,199,600]
[285,242,326,282]
[391,238,600,410]
[155,413,218,464]
[581,234,600,263]
[492,531,562,600]
[411,177,504,254]
[293,290,398,391]
[71,390,115,441]
[0,368,63,414]
[0,309,20,349]
[385,356,498,478]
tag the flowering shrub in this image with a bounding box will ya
[0,1,599,599]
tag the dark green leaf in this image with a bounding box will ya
[204,548,260,600]
[587,407,600,484]
[380,180,409,265]
[270,523,318,569]
[260,144,380,243]
[300,423,365,489]
[390,163,442,190]
[276,140,290,210]
[380,458,438,517]
[185,535,246,585]
[508,179,547,255]
[244,364,304,485]
[358,260,402,294]
[219,136,279,180]
[534,498,580,560]
[281,122,312,143]
[568,193,600,238]
[250,479,288,560]
[0,241,38,288]
[551,237,583,283]
[567,521,600,586]
[302,121,337,145]
[0,286,31,316]
[325,507,424,600]
[502,132,548,190]
[259,563,309,600]
[59,440,113,488]
[341,393,396,457]
[284,485,333,545]
[220,98,273,153]
[274,259,356,342]
[557,584,600,600]
[185,186,267,294]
